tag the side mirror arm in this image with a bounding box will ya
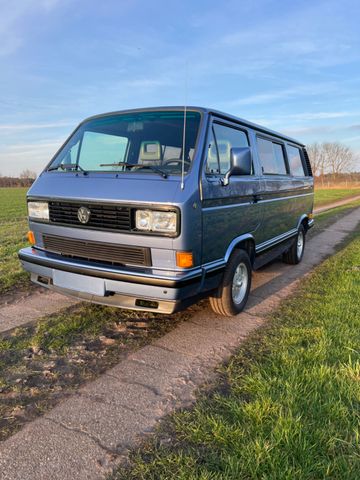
[221,170,231,186]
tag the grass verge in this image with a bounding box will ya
[311,198,360,238]
[314,187,360,208]
[112,230,360,479]
[0,188,29,295]
[0,303,193,441]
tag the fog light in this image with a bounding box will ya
[27,231,35,245]
[176,251,193,268]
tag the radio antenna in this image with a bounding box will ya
[180,62,188,190]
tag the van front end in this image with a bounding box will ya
[18,188,205,314]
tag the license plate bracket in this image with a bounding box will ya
[53,270,105,296]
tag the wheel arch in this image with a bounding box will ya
[224,233,256,267]
[297,214,310,232]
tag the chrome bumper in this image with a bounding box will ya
[18,247,204,314]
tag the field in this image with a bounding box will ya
[114,230,360,480]
[314,187,360,208]
[0,188,29,294]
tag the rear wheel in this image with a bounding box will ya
[283,224,306,265]
[209,249,252,316]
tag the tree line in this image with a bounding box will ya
[307,142,359,180]
[0,169,37,187]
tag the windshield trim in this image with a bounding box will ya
[43,108,204,178]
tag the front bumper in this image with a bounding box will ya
[18,247,205,314]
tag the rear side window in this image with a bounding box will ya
[206,123,249,175]
[257,137,287,175]
[287,145,306,176]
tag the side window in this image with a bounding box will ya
[287,145,306,176]
[205,129,220,175]
[213,124,249,174]
[257,137,287,175]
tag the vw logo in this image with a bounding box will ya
[77,206,91,224]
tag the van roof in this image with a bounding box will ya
[83,106,305,147]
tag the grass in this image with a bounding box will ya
[113,230,360,480]
[0,302,192,441]
[0,187,29,295]
[311,198,360,236]
[314,187,360,208]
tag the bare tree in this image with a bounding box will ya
[307,142,355,182]
[322,142,354,177]
[19,169,37,180]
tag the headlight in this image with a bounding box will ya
[135,209,177,234]
[28,201,49,221]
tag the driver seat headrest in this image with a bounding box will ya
[139,141,161,165]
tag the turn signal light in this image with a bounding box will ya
[176,251,193,268]
[27,231,35,245]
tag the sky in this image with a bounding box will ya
[0,0,360,176]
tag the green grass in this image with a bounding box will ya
[314,187,360,208]
[0,188,29,294]
[311,198,360,236]
[113,231,360,480]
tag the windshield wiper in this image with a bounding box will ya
[131,164,168,179]
[99,162,133,168]
[99,162,168,179]
[48,163,88,174]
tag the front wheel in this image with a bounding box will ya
[209,250,252,316]
[283,224,306,265]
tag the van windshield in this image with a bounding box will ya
[47,110,201,176]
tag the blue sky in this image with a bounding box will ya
[0,0,360,176]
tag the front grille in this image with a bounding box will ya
[48,201,132,232]
[42,234,151,267]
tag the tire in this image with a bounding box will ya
[283,224,306,265]
[209,249,252,316]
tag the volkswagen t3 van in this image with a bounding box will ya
[19,107,314,316]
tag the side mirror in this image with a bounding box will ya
[222,147,252,186]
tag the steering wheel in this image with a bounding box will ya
[163,159,191,167]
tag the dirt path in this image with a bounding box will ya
[0,289,77,334]
[0,207,359,480]
[314,193,360,213]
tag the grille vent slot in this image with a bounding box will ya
[302,149,313,177]
[43,234,151,267]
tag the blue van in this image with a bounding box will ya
[19,107,314,316]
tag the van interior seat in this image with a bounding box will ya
[138,141,162,165]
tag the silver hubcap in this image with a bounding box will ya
[231,262,248,304]
[297,231,304,259]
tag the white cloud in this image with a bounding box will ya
[0,121,74,132]
[0,138,62,175]
[223,83,340,108]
